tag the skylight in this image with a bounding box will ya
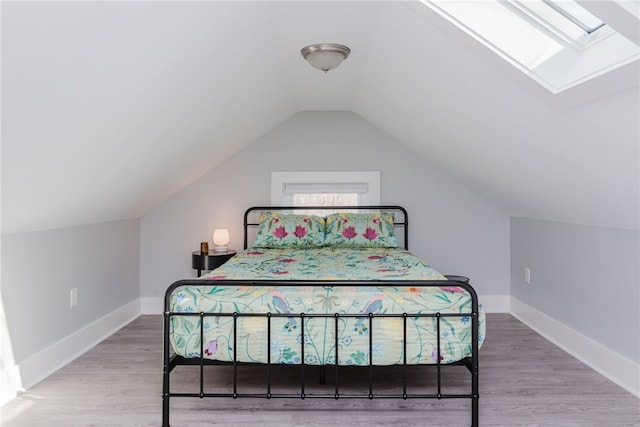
[511,0,607,48]
[421,0,640,93]
[542,0,605,33]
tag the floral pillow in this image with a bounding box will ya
[324,212,399,247]
[252,212,326,248]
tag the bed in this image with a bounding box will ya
[163,206,484,426]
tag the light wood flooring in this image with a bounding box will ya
[1,314,638,426]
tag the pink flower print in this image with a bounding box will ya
[367,255,384,260]
[278,258,296,263]
[246,251,264,255]
[206,275,228,280]
[273,271,289,275]
[342,226,356,239]
[372,218,381,223]
[363,227,378,241]
[273,226,288,239]
[204,339,218,357]
[431,347,444,363]
[441,286,464,293]
[294,225,307,238]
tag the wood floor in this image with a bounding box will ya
[1,314,638,426]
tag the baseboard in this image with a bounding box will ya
[1,299,141,406]
[7,294,635,408]
[478,294,510,313]
[141,296,164,314]
[510,296,640,398]
[0,361,22,407]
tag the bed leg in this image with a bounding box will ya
[162,393,170,427]
[470,362,479,427]
[162,308,172,427]
[319,366,326,384]
[471,395,478,427]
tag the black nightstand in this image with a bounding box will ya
[192,250,237,277]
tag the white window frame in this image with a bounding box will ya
[510,0,610,50]
[271,171,380,206]
[420,0,639,93]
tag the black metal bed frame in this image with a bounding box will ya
[162,206,480,426]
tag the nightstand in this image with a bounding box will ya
[192,250,237,277]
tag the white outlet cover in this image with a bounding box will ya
[70,288,78,308]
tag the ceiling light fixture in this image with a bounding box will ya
[301,43,350,73]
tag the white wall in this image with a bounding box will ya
[1,219,141,401]
[140,111,510,308]
[510,217,639,361]
[510,217,640,395]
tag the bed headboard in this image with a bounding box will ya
[243,206,409,250]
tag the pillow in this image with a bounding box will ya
[324,212,399,247]
[252,212,326,248]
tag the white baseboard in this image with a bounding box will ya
[1,299,140,406]
[1,291,507,407]
[478,294,510,313]
[510,296,640,398]
[0,362,22,407]
[141,296,164,314]
[141,294,510,315]
[9,294,634,409]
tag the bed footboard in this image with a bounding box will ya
[162,279,480,427]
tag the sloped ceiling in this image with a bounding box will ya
[2,1,639,234]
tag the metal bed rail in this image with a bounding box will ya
[162,279,479,427]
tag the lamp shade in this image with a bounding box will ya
[301,43,350,73]
[213,229,229,252]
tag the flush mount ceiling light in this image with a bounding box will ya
[301,43,350,73]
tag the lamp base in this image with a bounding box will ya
[213,246,228,253]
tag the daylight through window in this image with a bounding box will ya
[421,0,639,93]
[271,171,380,216]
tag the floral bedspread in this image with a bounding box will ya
[170,247,486,365]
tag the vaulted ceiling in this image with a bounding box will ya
[2,1,639,233]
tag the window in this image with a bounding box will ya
[421,0,639,93]
[271,171,380,214]
[541,0,605,34]
[511,0,608,48]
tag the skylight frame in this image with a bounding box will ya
[543,0,605,34]
[420,0,640,94]
[510,0,613,51]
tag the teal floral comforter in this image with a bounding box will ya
[170,247,485,365]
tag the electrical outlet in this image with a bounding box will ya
[70,288,78,308]
[524,267,531,285]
